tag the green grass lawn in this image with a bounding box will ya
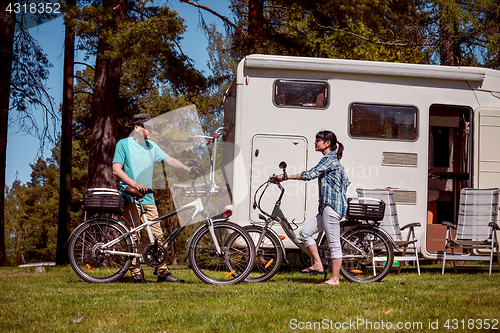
[0,264,499,332]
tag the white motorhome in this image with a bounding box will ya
[221,54,500,261]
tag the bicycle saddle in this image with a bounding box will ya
[124,186,153,198]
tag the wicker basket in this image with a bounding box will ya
[83,188,124,213]
[346,198,385,221]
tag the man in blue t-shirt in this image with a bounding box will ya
[112,113,191,283]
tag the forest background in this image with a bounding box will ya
[0,0,499,266]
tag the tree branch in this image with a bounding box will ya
[74,75,94,92]
[265,4,310,15]
[316,23,434,47]
[180,0,247,37]
[74,62,95,71]
[74,91,94,96]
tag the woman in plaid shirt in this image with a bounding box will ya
[278,130,350,286]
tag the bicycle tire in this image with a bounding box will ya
[68,218,134,283]
[340,226,394,283]
[188,221,256,285]
[243,225,284,283]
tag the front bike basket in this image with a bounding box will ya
[345,197,385,222]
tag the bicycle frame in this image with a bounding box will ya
[254,174,390,265]
[255,178,311,257]
[259,196,379,265]
[99,195,217,259]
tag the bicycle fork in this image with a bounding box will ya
[206,220,222,254]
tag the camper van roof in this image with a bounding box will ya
[244,54,488,84]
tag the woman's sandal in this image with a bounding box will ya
[319,281,337,286]
[301,267,326,276]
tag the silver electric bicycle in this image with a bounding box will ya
[246,161,394,283]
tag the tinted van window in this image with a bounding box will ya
[274,80,329,108]
[350,103,418,141]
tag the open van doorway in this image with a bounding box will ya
[426,104,472,254]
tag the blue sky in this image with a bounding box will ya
[6,0,231,186]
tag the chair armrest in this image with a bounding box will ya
[442,221,456,229]
[489,222,500,230]
[400,222,421,231]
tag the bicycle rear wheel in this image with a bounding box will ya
[243,225,284,283]
[188,221,255,285]
[340,226,394,283]
[68,219,133,283]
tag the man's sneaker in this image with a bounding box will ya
[157,273,185,283]
[133,268,147,283]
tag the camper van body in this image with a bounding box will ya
[221,54,500,261]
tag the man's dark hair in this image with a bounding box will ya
[132,113,155,127]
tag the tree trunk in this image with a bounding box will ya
[248,0,264,53]
[87,40,121,189]
[56,0,76,265]
[439,4,461,66]
[0,2,15,266]
[87,1,126,189]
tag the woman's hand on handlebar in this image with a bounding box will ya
[278,173,300,182]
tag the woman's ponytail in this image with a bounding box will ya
[336,142,344,160]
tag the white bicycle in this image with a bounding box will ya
[68,129,255,285]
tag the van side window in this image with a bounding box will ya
[350,103,418,141]
[274,80,329,108]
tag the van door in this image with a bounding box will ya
[250,135,308,223]
[474,107,500,188]
[426,105,472,255]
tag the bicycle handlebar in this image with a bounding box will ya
[171,127,227,202]
[175,127,227,145]
[253,161,290,218]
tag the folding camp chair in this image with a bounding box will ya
[356,188,421,275]
[441,188,500,275]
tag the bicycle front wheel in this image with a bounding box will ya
[244,225,284,283]
[340,226,394,283]
[188,221,255,285]
[68,219,133,283]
